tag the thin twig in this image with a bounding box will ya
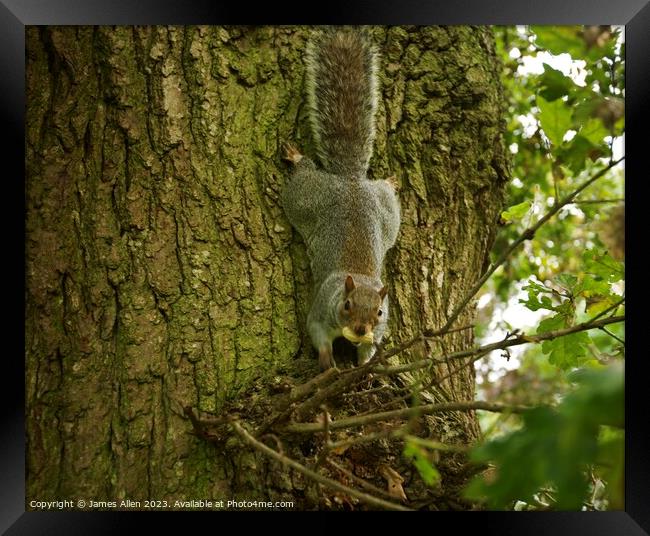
[572,198,624,204]
[184,406,225,441]
[599,326,625,345]
[372,313,625,415]
[327,460,397,502]
[343,384,395,398]
[293,365,372,419]
[383,159,625,363]
[314,406,332,468]
[382,324,474,360]
[588,297,625,323]
[289,368,340,401]
[256,369,340,435]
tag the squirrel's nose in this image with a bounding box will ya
[356,326,366,336]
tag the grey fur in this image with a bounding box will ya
[305,29,378,178]
[282,29,400,370]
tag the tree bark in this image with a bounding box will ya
[26,26,508,509]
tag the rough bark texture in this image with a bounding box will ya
[26,26,508,509]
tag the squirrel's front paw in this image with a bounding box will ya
[318,347,336,371]
[283,142,304,165]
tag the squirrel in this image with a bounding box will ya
[281,28,401,371]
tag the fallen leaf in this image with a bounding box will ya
[380,464,407,501]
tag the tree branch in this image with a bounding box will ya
[588,296,625,323]
[326,425,407,452]
[572,198,625,204]
[255,368,340,435]
[378,315,624,376]
[284,401,529,434]
[293,362,377,419]
[381,324,474,360]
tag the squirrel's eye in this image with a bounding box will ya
[344,301,350,310]
[377,310,383,317]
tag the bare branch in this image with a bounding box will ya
[382,324,474,360]
[294,366,372,418]
[327,425,407,452]
[256,368,340,435]
[284,401,529,434]
[343,384,395,398]
[314,406,332,468]
[290,368,339,401]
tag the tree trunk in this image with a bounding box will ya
[26,26,508,509]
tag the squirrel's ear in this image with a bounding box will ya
[378,286,388,300]
[345,275,356,294]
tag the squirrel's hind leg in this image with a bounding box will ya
[384,175,400,192]
[371,179,401,250]
[282,142,304,165]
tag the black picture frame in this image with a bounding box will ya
[6,0,648,533]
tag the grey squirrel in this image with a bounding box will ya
[281,29,401,371]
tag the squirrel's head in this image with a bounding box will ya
[339,275,387,345]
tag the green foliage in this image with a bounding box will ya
[466,363,623,510]
[531,26,618,62]
[501,201,532,222]
[470,26,625,511]
[403,439,440,487]
[537,95,572,146]
[538,65,574,101]
[531,26,589,58]
[516,248,623,369]
[541,331,590,369]
[491,25,624,297]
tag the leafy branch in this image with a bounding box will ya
[378,157,624,361]
[439,156,623,334]
[378,315,623,376]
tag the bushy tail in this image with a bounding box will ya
[305,28,379,178]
